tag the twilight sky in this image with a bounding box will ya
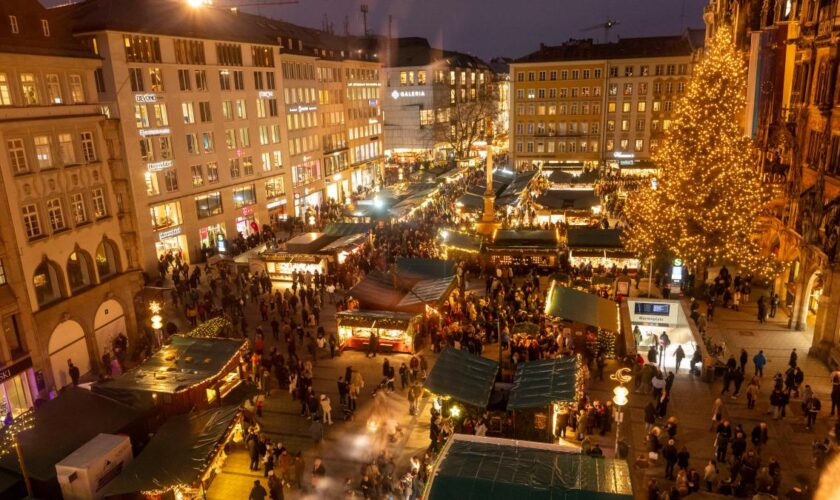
[244,0,709,59]
[43,0,709,60]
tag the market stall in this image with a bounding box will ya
[99,405,241,500]
[545,282,623,358]
[424,434,633,500]
[261,232,332,282]
[92,336,247,415]
[543,169,598,189]
[507,356,582,443]
[533,189,601,226]
[424,347,499,416]
[336,310,419,353]
[566,228,640,270]
[486,229,560,269]
[438,230,482,259]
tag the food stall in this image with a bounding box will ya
[336,310,419,353]
[486,229,560,269]
[92,336,247,416]
[543,169,598,189]
[566,228,640,271]
[533,189,601,226]
[99,406,241,500]
[424,348,500,417]
[261,232,332,282]
[438,230,482,259]
[507,356,582,443]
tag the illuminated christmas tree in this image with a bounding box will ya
[624,27,775,276]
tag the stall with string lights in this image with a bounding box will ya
[423,348,499,421]
[565,228,640,271]
[99,405,241,500]
[545,282,623,358]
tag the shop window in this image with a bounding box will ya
[2,315,25,360]
[33,260,64,306]
[150,201,182,230]
[67,250,93,291]
[95,239,120,278]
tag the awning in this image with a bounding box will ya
[99,406,240,496]
[426,434,633,500]
[424,348,499,407]
[545,284,620,332]
[535,190,600,210]
[566,228,625,249]
[488,230,559,251]
[547,170,598,186]
[323,222,372,236]
[508,357,578,409]
[319,233,367,253]
[285,232,335,253]
[395,258,456,281]
[455,192,485,212]
[397,276,457,309]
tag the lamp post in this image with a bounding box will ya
[610,368,632,458]
[150,300,164,347]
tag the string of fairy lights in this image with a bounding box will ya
[624,26,779,277]
[0,410,34,458]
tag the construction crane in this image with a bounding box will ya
[582,19,620,43]
[361,4,369,36]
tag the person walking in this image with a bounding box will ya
[753,350,767,378]
[789,348,798,368]
[311,458,326,491]
[319,394,332,425]
[249,480,268,500]
[757,296,767,323]
[770,293,779,318]
[739,348,748,373]
[805,394,821,430]
[674,345,685,373]
[662,439,678,480]
[751,421,769,455]
[831,374,840,416]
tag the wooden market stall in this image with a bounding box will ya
[486,229,560,269]
[99,406,241,500]
[533,189,602,226]
[545,282,624,358]
[566,228,640,271]
[336,310,419,353]
[424,434,633,500]
[424,347,500,416]
[261,232,332,282]
[507,356,582,443]
[92,336,247,416]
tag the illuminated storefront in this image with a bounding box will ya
[155,225,189,263]
[336,310,418,354]
[0,357,36,418]
[263,254,328,281]
[199,223,226,252]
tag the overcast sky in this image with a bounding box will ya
[43,0,708,60]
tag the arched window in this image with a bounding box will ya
[33,260,64,306]
[95,239,120,279]
[67,250,93,292]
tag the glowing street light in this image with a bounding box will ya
[610,368,632,457]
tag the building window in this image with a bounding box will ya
[202,132,214,153]
[67,251,92,291]
[9,15,19,34]
[0,260,6,286]
[195,192,223,218]
[178,69,191,91]
[19,74,39,105]
[149,201,181,229]
[182,102,195,124]
[33,261,62,306]
[124,35,162,63]
[34,136,53,169]
[128,68,144,92]
[0,73,11,105]
[46,198,66,232]
[91,188,107,218]
[265,176,285,199]
[7,139,28,174]
[94,68,106,94]
[229,158,240,178]
[68,75,84,103]
[235,99,247,119]
[232,184,257,208]
[163,170,178,192]
[58,134,75,165]
[70,193,87,224]
[22,205,41,239]
[45,74,62,104]
[198,101,212,122]
[80,132,96,162]
[233,70,244,90]
[96,240,119,278]
[206,162,219,182]
[216,43,243,66]
[195,70,208,91]
[635,139,644,152]
[191,165,204,186]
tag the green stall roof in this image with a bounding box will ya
[100,405,240,496]
[545,284,619,332]
[427,435,633,500]
[566,228,625,249]
[424,348,499,408]
[508,357,578,409]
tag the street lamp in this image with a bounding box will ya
[610,368,632,457]
[149,301,164,347]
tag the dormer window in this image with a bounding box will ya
[9,16,18,34]
[41,19,50,37]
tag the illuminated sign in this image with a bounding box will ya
[348,82,382,87]
[266,199,287,209]
[258,91,275,98]
[390,90,426,99]
[139,127,171,137]
[613,151,635,159]
[368,118,379,124]
[147,160,173,171]
[134,94,159,103]
[368,99,379,106]
[289,105,317,113]
[158,226,182,241]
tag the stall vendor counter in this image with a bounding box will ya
[336,310,419,354]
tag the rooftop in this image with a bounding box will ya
[514,28,704,64]
[0,0,96,58]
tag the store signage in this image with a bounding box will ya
[629,300,679,326]
[266,199,286,209]
[134,93,159,103]
[0,356,33,384]
[613,151,635,159]
[258,91,275,98]
[241,206,254,217]
[139,128,171,137]
[368,118,379,124]
[158,226,182,241]
[147,160,173,171]
[390,90,426,99]
[348,82,381,87]
[289,105,317,113]
[368,99,379,106]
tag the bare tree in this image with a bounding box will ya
[433,85,499,161]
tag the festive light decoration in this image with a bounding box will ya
[623,27,778,277]
[184,316,233,339]
[0,410,34,459]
